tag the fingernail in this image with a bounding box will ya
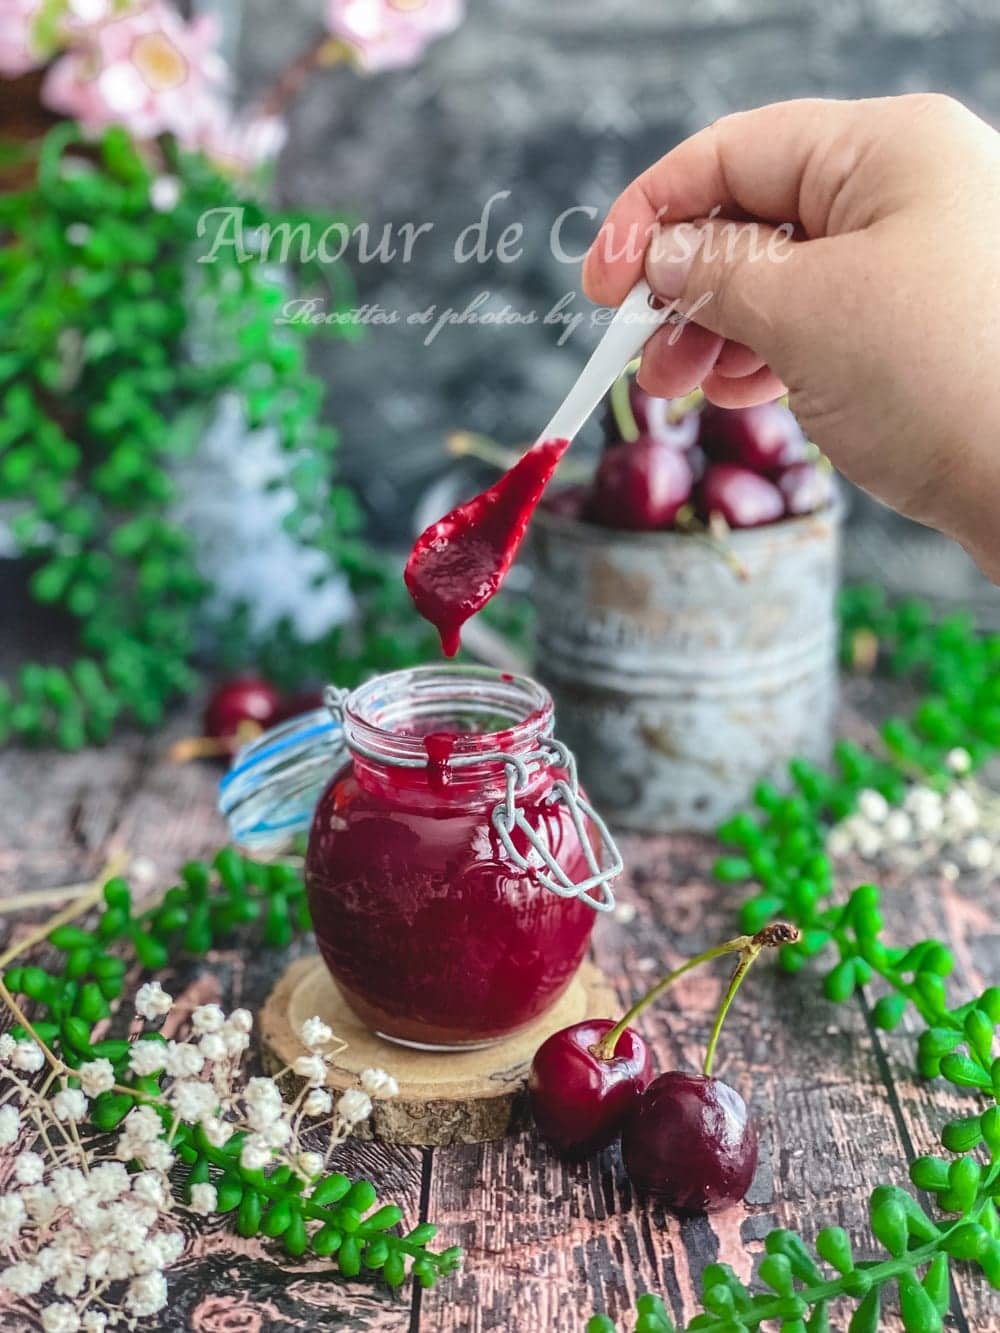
[645,222,704,300]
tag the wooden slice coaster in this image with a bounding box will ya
[260,955,616,1146]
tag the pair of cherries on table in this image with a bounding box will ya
[529,923,798,1213]
[558,375,831,533]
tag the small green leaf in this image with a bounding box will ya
[898,1271,942,1333]
[816,1227,854,1275]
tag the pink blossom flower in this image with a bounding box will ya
[0,0,44,76]
[41,1,229,149]
[199,110,288,175]
[325,0,464,73]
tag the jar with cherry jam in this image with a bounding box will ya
[219,666,621,1050]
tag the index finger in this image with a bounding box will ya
[582,97,871,306]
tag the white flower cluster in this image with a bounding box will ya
[0,987,397,1329]
[827,752,998,877]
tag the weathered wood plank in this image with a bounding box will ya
[0,708,421,1333]
[3,684,1000,1332]
[420,828,980,1331]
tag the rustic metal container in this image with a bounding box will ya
[529,500,842,832]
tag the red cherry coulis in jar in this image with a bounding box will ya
[305,717,595,1047]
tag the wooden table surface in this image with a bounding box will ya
[2,682,999,1333]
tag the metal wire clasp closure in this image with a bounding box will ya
[488,738,621,914]
[327,676,621,915]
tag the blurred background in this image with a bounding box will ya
[233,0,1000,582]
[3,0,1000,750]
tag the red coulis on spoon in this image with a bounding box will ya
[405,437,570,655]
[404,280,673,655]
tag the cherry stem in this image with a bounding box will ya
[447,431,520,470]
[666,387,705,423]
[675,509,750,582]
[703,923,800,1077]
[609,368,640,443]
[594,927,768,1060]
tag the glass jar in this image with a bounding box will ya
[219,665,621,1050]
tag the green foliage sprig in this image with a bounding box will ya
[0,122,438,749]
[590,587,1000,1331]
[1,848,460,1289]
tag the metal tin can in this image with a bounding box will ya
[529,500,842,832]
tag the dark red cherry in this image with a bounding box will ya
[273,689,326,724]
[541,483,590,521]
[686,443,708,483]
[700,402,808,473]
[698,463,784,529]
[529,1019,653,1157]
[622,1071,758,1212]
[778,461,833,516]
[203,676,281,743]
[589,435,694,531]
[605,382,700,452]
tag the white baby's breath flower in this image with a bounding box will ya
[140,1140,174,1173]
[244,1077,282,1126]
[302,1088,332,1117]
[50,1168,87,1206]
[191,1004,225,1034]
[189,1183,218,1216]
[223,1028,250,1057]
[826,827,851,858]
[239,1135,272,1172]
[199,1116,229,1148]
[947,788,980,832]
[360,1068,399,1099]
[858,788,889,823]
[41,1301,80,1332]
[52,1089,87,1123]
[855,826,883,860]
[149,1232,184,1267]
[964,835,993,870]
[12,1039,45,1072]
[82,1312,108,1333]
[126,1271,168,1317]
[947,747,972,775]
[21,1184,57,1225]
[0,1192,27,1242]
[121,1105,163,1145]
[0,1105,20,1146]
[0,1033,15,1061]
[14,1151,45,1185]
[127,1039,167,1077]
[168,1079,216,1122]
[134,981,173,1021]
[53,1256,86,1298]
[164,1041,204,1079]
[77,1058,115,1098]
[262,1118,291,1149]
[883,810,912,843]
[130,1173,167,1209]
[299,1016,333,1050]
[227,1008,253,1034]
[336,1088,372,1126]
[198,1032,227,1062]
[2,1258,45,1294]
[88,1162,129,1202]
[295,1151,324,1179]
[293,1054,327,1087]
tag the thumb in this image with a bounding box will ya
[644,218,806,367]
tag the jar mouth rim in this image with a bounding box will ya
[343,664,553,766]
